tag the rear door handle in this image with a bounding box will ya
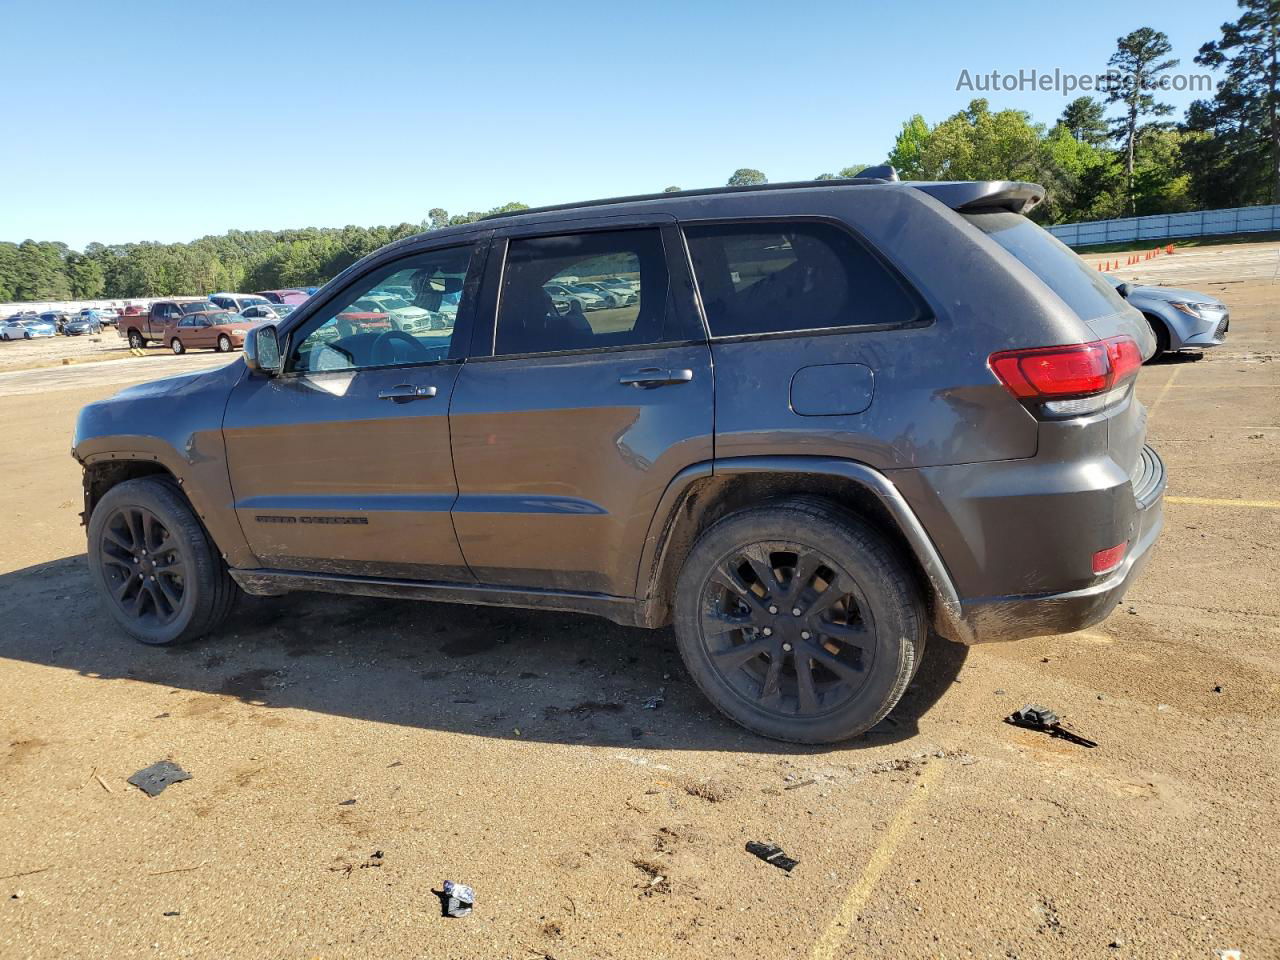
[618,368,694,388]
[378,384,438,402]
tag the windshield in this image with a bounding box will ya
[180,301,219,314]
[963,211,1128,321]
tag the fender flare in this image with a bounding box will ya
[76,439,257,569]
[636,455,971,643]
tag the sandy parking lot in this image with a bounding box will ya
[1,243,1277,959]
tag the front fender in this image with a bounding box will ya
[73,362,257,568]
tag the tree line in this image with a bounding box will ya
[3,5,1275,304]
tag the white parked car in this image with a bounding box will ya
[544,282,609,312]
[576,281,635,307]
[239,303,296,323]
[210,292,273,314]
[1,316,57,340]
[350,294,445,332]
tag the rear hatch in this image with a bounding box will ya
[961,210,1154,487]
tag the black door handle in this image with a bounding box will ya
[619,368,694,388]
[378,384,438,402]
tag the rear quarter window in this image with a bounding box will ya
[683,220,927,337]
[963,211,1128,321]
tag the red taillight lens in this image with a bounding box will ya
[989,335,1142,400]
[989,342,1109,398]
[1092,542,1128,575]
[1104,335,1143,383]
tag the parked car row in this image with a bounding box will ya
[115,292,307,352]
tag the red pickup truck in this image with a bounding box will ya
[119,299,218,349]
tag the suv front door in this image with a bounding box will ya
[449,221,712,597]
[221,239,487,580]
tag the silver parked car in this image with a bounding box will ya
[1107,275,1229,361]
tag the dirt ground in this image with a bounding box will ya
[2,242,1278,960]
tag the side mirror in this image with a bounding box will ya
[244,323,283,376]
[1116,282,1132,299]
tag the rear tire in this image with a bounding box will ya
[87,477,237,645]
[673,498,925,743]
[128,330,145,349]
[171,338,185,355]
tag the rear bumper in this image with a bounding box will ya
[951,444,1166,643]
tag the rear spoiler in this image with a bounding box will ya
[907,180,1045,215]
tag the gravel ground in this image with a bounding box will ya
[1,242,1277,959]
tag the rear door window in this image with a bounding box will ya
[494,228,668,356]
[963,211,1128,321]
[683,221,927,337]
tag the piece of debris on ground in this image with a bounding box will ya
[441,880,474,917]
[1004,704,1098,748]
[642,689,665,710]
[745,841,798,873]
[127,761,192,797]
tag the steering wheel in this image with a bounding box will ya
[370,329,430,367]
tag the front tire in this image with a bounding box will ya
[216,334,232,353]
[673,499,925,744]
[170,338,185,355]
[1144,314,1170,363]
[87,477,237,645]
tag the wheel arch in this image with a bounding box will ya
[82,458,176,523]
[77,446,257,569]
[1141,310,1175,352]
[636,456,970,642]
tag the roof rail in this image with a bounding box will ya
[479,172,1045,222]
[480,177,892,221]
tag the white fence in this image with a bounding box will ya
[1,297,158,317]
[1049,204,1280,248]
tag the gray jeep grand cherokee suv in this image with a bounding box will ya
[73,175,1165,743]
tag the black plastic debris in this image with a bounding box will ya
[441,880,474,918]
[642,689,665,710]
[746,841,798,873]
[1004,705,1097,748]
[127,761,192,797]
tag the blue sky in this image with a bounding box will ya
[0,0,1238,249]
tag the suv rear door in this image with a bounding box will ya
[221,239,488,581]
[448,219,712,597]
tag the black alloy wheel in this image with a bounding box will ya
[97,504,188,629]
[698,541,875,718]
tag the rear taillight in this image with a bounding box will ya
[989,335,1141,417]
